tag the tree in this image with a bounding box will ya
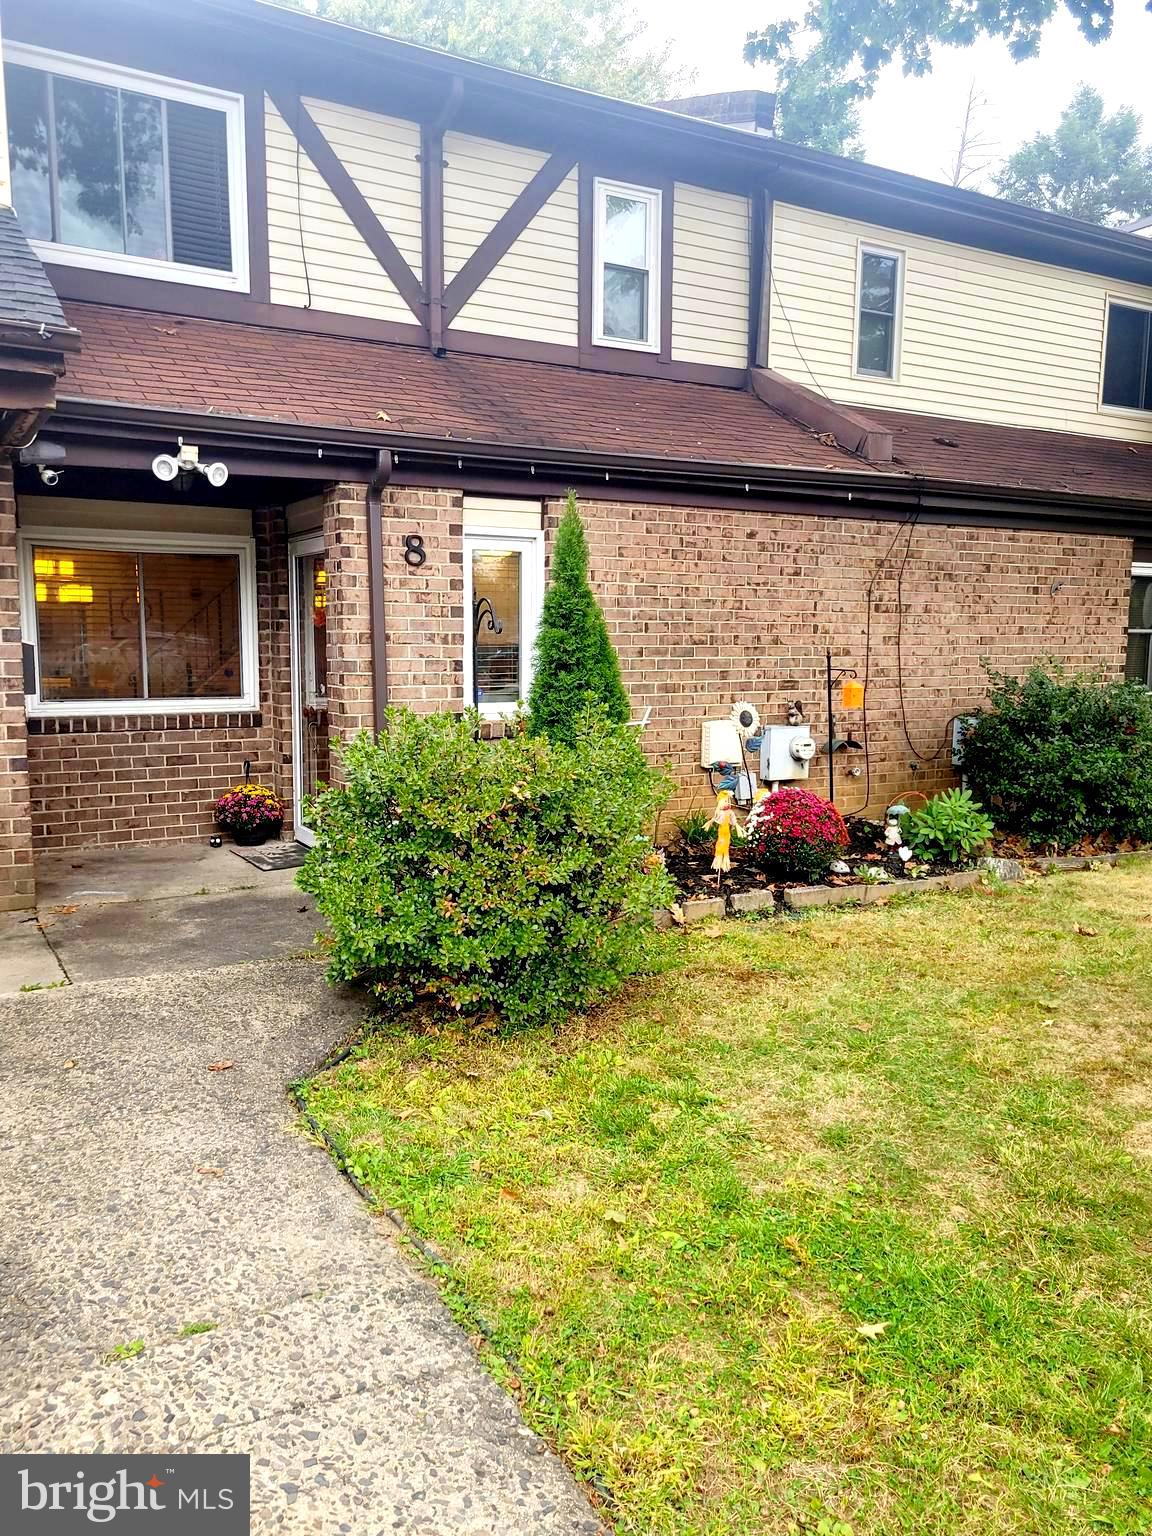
[283,0,686,103]
[994,86,1152,225]
[944,79,995,189]
[772,46,865,157]
[527,493,630,744]
[745,0,1150,99]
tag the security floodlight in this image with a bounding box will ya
[152,453,180,483]
[203,461,229,489]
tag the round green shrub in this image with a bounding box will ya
[298,708,674,1029]
[959,664,1152,850]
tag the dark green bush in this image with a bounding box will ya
[298,708,673,1028]
[959,664,1152,849]
[527,492,630,744]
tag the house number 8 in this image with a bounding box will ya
[403,533,427,568]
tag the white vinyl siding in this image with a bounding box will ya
[265,96,419,323]
[671,183,749,367]
[769,202,1152,442]
[443,131,547,282]
[304,98,422,275]
[452,168,579,346]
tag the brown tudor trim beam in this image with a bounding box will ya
[749,367,893,465]
[443,152,578,325]
[268,89,426,322]
[422,76,464,355]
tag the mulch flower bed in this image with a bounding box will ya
[663,817,954,901]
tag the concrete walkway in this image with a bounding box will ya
[0,843,320,994]
[0,954,602,1533]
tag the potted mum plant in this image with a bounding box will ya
[213,781,285,846]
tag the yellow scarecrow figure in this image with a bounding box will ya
[708,790,744,876]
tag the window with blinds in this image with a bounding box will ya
[24,538,257,714]
[4,46,243,286]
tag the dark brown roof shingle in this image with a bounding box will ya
[56,301,1152,505]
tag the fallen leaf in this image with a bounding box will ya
[206,1060,235,1072]
[63,1059,77,1069]
[1075,925,1099,937]
[499,1187,522,1201]
[41,904,77,915]
[602,1209,627,1227]
[375,410,392,421]
[856,1321,890,1340]
[195,1165,224,1176]
[669,903,685,927]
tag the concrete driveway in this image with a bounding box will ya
[0,954,602,1534]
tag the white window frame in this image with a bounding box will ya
[853,241,904,382]
[1099,295,1152,417]
[4,41,250,293]
[19,527,260,717]
[463,525,544,720]
[592,177,661,353]
[1129,561,1152,689]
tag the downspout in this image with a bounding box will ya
[367,448,393,734]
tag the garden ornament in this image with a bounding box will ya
[708,790,744,875]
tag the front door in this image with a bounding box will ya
[289,536,329,847]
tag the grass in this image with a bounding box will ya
[301,865,1152,1536]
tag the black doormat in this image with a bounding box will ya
[230,841,309,871]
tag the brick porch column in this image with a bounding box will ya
[323,482,374,780]
[0,457,35,909]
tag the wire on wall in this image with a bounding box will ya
[894,510,958,764]
[293,92,314,311]
[768,269,837,403]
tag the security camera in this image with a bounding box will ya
[203,461,229,489]
[152,453,180,483]
[37,466,60,487]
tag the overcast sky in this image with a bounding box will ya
[634,0,1151,190]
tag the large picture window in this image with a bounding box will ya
[464,526,543,717]
[592,179,661,351]
[3,43,247,290]
[22,532,258,715]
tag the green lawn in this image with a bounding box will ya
[300,864,1152,1536]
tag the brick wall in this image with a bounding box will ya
[0,458,34,909]
[27,504,289,853]
[539,497,1132,820]
[378,485,466,712]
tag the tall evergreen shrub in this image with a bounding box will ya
[528,492,630,744]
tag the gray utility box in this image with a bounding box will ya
[759,724,817,782]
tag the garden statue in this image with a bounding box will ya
[708,790,743,876]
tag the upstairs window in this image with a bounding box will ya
[3,44,247,290]
[856,246,902,378]
[593,179,661,351]
[1128,566,1152,688]
[1102,301,1152,412]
